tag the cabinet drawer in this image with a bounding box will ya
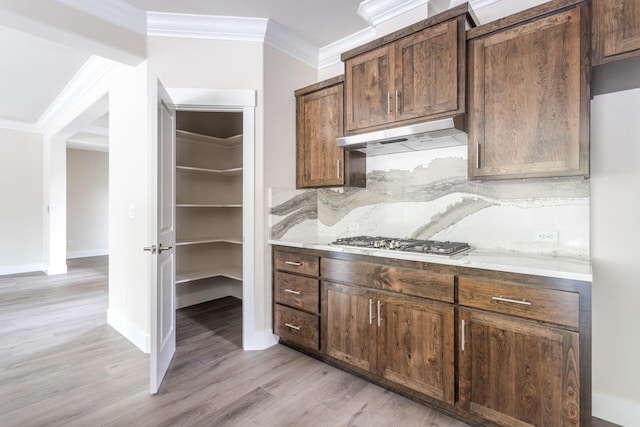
[274,249,319,276]
[274,271,319,313]
[458,276,579,328]
[274,304,319,350]
[321,257,454,303]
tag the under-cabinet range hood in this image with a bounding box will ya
[337,116,467,156]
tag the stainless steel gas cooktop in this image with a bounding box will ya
[331,236,471,256]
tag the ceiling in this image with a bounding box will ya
[0,0,537,145]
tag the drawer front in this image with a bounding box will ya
[274,271,319,313]
[274,248,319,276]
[274,304,319,350]
[321,257,454,303]
[458,276,579,327]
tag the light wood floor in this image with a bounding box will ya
[0,257,618,426]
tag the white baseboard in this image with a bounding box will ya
[243,329,279,351]
[46,263,67,275]
[67,248,109,259]
[593,391,640,426]
[0,263,44,276]
[107,308,150,353]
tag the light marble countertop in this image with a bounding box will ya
[269,239,592,282]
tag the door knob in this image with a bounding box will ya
[143,245,157,254]
[158,244,173,253]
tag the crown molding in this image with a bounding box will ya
[319,27,377,70]
[358,0,430,26]
[147,12,268,42]
[36,55,116,132]
[55,0,147,35]
[265,20,319,69]
[0,119,40,133]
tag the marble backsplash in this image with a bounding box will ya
[270,146,590,258]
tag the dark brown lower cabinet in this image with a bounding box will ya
[458,309,580,426]
[323,281,455,404]
[272,245,590,427]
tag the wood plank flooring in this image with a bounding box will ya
[0,257,619,426]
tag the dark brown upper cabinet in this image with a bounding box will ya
[467,0,591,181]
[341,4,477,135]
[295,76,365,189]
[593,0,640,65]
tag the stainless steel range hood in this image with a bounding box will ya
[337,116,467,156]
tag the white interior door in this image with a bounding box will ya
[150,80,177,393]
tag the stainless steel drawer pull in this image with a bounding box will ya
[284,323,301,331]
[492,296,532,306]
[284,261,302,266]
[284,289,301,295]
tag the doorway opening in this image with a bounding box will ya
[174,110,244,348]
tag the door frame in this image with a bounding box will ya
[164,87,267,350]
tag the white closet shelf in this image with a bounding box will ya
[176,237,242,246]
[176,165,243,176]
[176,266,243,284]
[176,203,242,208]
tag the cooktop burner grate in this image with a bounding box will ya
[331,236,471,256]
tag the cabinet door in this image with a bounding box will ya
[296,83,345,188]
[394,20,460,122]
[458,309,580,427]
[344,45,395,132]
[322,281,377,372]
[594,0,640,64]
[468,6,590,180]
[377,293,455,404]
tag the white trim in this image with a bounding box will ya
[66,249,109,259]
[593,391,640,427]
[37,56,117,132]
[319,26,377,70]
[0,263,44,276]
[55,0,147,35]
[166,88,256,109]
[264,20,318,69]
[0,119,40,133]
[107,308,150,353]
[358,0,430,26]
[244,330,279,351]
[147,12,268,42]
[45,263,68,276]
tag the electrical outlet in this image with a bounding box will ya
[534,231,558,243]
[347,223,360,231]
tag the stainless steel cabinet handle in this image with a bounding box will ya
[492,296,532,306]
[369,298,373,325]
[284,289,301,295]
[377,300,381,327]
[476,142,481,169]
[284,323,301,331]
[337,159,341,180]
[284,261,302,266]
[387,92,391,114]
[395,90,399,113]
[461,319,466,351]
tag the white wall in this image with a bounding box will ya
[66,148,108,258]
[262,43,317,340]
[106,62,153,352]
[0,128,43,274]
[591,87,640,426]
